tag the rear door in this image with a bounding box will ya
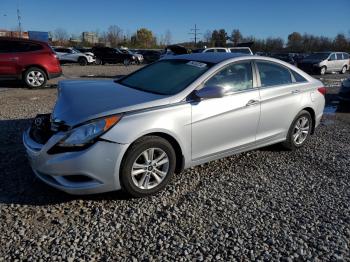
[255,60,307,143]
[327,53,337,71]
[0,40,19,77]
[336,53,344,70]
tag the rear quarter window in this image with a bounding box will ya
[291,70,308,83]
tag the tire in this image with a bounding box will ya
[123,59,131,66]
[78,57,88,66]
[120,136,176,197]
[340,66,347,74]
[23,67,47,88]
[95,58,102,65]
[282,110,312,150]
[320,66,326,75]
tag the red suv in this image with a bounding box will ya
[0,37,62,88]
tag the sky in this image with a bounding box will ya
[1,0,349,43]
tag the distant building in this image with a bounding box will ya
[0,30,29,39]
[82,32,98,44]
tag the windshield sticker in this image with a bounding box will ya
[186,61,207,68]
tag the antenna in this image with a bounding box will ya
[189,24,202,45]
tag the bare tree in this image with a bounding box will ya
[107,25,123,47]
[203,30,212,45]
[53,28,69,45]
[231,29,242,46]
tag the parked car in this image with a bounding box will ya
[298,52,349,75]
[118,48,144,64]
[23,53,325,197]
[0,37,62,88]
[136,50,161,63]
[160,45,189,59]
[270,53,297,65]
[202,47,253,55]
[92,47,136,65]
[53,47,95,66]
[338,77,350,105]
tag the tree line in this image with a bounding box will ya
[51,26,350,53]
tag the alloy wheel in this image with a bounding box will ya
[26,71,45,87]
[292,116,310,145]
[131,148,169,190]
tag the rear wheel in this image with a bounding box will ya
[120,136,176,197]
[23,67,47,88]
[341,66,347,74]
[78,57,88,66]
[95,58,102,65]
[282,110,312,150]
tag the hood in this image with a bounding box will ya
[52,80,170,127]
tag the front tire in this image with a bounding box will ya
[120,136,176,197]
[23,67,47,88]
[282,110,312,150]
[320,66,327,75]
[123,58,131,66]
[341,66,347,74]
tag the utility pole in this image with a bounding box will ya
[17,3,22,36]
[189,24,201,45]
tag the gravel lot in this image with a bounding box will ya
[0,65,349,261]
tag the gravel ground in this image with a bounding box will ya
[0,65,349,261]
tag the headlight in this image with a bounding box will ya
[56,115,122,148]
[132,56,135,59]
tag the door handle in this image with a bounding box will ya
[246,99,259,106]
[291,89,300,94]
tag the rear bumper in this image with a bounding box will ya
[23,128,129,195]
[48,71,63,79]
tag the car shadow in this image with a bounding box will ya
[0,118,130,206]
[0,80,57,89]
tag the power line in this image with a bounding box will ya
[17,1,22,36]
[189,24,202,45]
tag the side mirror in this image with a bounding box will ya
[193,85,226,99]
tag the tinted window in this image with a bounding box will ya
[0,41,14,53]
[230,48,251,54]
[204,62,253,93]
[344,53,349,59]
[216,49,226,53]
[291,70,307,83]
[257,61,292,87]
[306,53,331,60]
[337,53,344,60]
[118,60,212,95]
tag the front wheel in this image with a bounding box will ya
[23,67,47,88]
[123,59,131,66]
[282,110,312,150]
[78,57,88,66]
[341,66,347,74]
[120,136,176,197]
[320,66,327,75]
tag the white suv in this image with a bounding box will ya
[53,47,95,66]
[202,47,253,55]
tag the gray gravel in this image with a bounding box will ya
[0,66,349,261]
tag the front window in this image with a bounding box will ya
[118,60,212,95]
[204,62,253,93]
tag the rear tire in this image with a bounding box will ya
[95,58,102,65]
[23,67,47,88]
[78,57,88,66]
[282,110,312,151]
[120,136,176,198]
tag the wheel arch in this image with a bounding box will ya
[301,107,316,134]
[124,132,185,174]
[21,65,48,79]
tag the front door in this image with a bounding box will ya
[191,61,261,161]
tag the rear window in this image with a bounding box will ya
[118,60,212,95]
[337,53,344,60]
[257,61,292,87]
[344,53,349,59]
[291,70,307,83]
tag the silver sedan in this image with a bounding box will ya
[23,53,325,197]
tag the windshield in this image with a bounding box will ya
[72,48,80,53]
[118,60,212,95]
[306,53,330,60]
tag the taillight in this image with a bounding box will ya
[317,87,326,95]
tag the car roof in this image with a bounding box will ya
[166,52,249,64]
